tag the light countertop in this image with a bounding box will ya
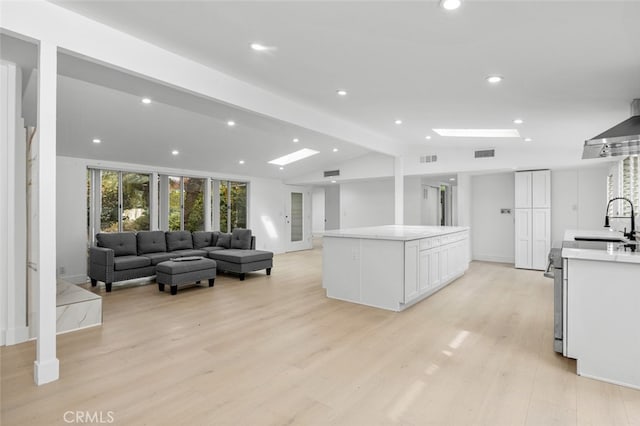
[323,225,469,241]
[562,229,640,265]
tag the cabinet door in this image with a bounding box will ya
[404,241,420,303]
[532,170,551,209]
[531,209,551,270]
[419,250,430,292]
[515,209,532,269]
[440,245,450,283]
[515,172,532,208]
[428,249,441,288]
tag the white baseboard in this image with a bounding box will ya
[34,358,60,385]
[60,274,89,285]
[472,255,514,264]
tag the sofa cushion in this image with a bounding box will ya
[137,231,167,255]
[208,249,273,264]
[113,255,151,271]
[192,231,214,249]
[97,232,137,257]
[170,249,208,258]
[211,231,220,246]
[216,233,231,249]
[203,246,225,254]
[141,252,174,266]
[166,231,194,252]
[231,228,252,249]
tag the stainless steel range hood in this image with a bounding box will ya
[582,99,640,159]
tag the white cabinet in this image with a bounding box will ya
[405,230,469,305]
[515,209,532,268]
[532,170,551,208]
[515,170,551,270]
[404,240,420,303]
[515,172,532,208]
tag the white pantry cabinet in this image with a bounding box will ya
[515,170,551,270]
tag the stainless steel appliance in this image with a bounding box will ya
[582,99,640,159]
[544,246,564,353]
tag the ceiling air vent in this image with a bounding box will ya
[324,169,340,177]
[420,155,438,163]
[474,149,495,158]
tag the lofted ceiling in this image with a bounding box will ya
[5,1,640,180]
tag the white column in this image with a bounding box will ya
[394,157,404,225]
[34,41,59,385]
[204,179,212,231]
[149,172,159,230]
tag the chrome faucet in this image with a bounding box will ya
[604,197,636,242]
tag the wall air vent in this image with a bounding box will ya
[420,155,438,163]
[474,149,495,158]
[324,169,340,177]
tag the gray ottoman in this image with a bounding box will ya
[207,249,273,281]
[156,257,217,295]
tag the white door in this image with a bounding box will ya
[421,185,440,226]
[531,208,551,270]
[515,208,533,269]
[285,187,312,252]
[515,172,532,209]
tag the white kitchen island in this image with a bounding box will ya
[562,230,640,390]
[323,225,470,312]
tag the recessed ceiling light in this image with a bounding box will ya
[486,75,503,84]
[92,138,101,144]
[293,138,299,143]
[331,180,337,184]
[433,128,520,138]
[449,177,456,181]
[395,119,403,125]
[513,118,524,124]
[279,167,284,170]
[333,148,339,152]
[524,138,533,142]
[250,43,269,51]
[239,160,245,165]
[227,120,236,127]
[141,97,151,104]
[336,89,348,96]
[171,150,179,155]
[440,0,462,10]
[268,148,320,166]
[425,135,432,140]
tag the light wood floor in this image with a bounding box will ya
[2,244,639,425]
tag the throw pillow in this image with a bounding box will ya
[216,233,231,249]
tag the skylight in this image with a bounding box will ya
[432,129,520,138]
[268,148,320,166]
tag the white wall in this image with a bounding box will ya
[311,187,325,234]
[470,172,515,263]
[550,165,610,243]
[340,179,394,228]
[1,60,28,345]
[287,152,394,185]
[56,156,89,283]
[403,176,421,225]
[56,155,291,282]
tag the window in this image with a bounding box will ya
[88,169,247,237]
[607,155,639,219]
[93,170,151,233]
[122,173,150,231]
[168,176,206,231]
[622,155,639,217]
[218,180,248,232]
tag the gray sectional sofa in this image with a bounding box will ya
[89,229,273,292]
